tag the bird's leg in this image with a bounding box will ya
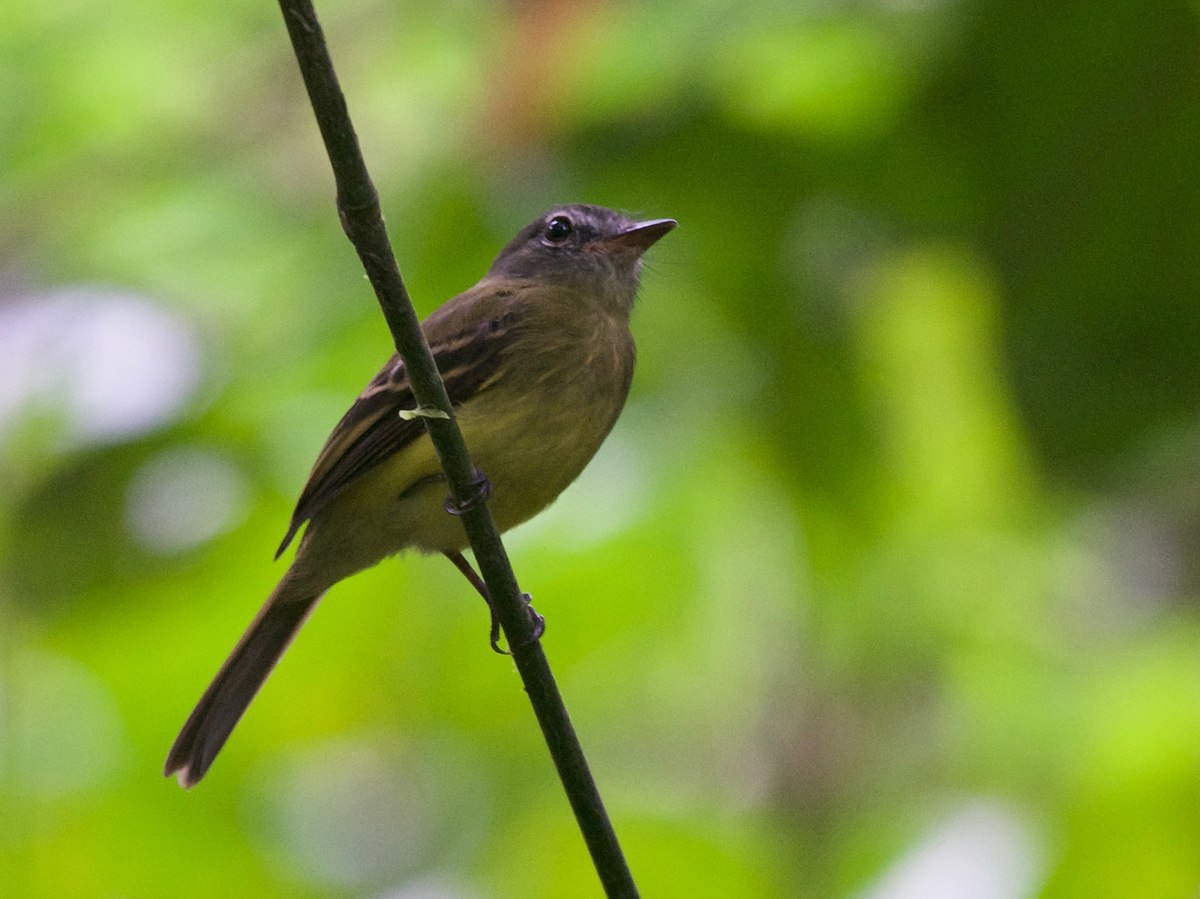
[442,549,503,652]
[441,549,545,654]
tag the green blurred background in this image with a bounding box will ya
[2,0,1199,896]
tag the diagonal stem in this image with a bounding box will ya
[274,2,640,895]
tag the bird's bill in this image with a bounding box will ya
[603,218,677,252]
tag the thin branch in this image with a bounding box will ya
[274,2,640,895]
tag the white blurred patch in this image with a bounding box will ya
[268,743,428,886]
[372,874,476,899]
[506,430,650,552]
[248,735,490,890]
[124,446,249,553]
[0,285,202,445]
[857,799,1045,899]
[0,650,126,796]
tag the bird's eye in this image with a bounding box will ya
[544,215,574,243]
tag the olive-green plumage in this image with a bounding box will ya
[165,204,674,787]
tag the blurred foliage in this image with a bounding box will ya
[2,0,1199,896]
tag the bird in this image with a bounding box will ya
[164,204,675,787]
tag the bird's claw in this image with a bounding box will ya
[523,597,546,644]
[445,470,492,516]
[488,593,545,655]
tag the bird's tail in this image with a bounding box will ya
[164,579,323,788]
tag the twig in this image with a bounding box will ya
[274,1,640,895]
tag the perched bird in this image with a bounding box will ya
[164,204,675,787]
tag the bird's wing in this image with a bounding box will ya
[275,302,519,558]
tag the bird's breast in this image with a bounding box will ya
[454,322,634,534]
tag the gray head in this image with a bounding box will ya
[487,204,675,314]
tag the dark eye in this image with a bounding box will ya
[544,215,573,243]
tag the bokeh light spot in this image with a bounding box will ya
[124,446,249,554]
[857,799,1044,899]
[1,650,126,797]
[245,735,490,890]
[0,285,202,446]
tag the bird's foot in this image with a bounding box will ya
[489,593,545,655]
[440,547,542,654]
[522,594,546,643]
[444,470,492,516]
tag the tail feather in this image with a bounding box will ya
[164,586,323,788]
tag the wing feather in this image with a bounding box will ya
[275,305,519,558]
